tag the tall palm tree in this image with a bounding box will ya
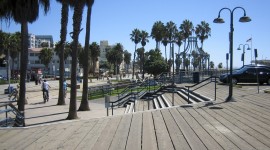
[179,19,193,52]
[195,21,211,49]
[89,42,100,74]
[39,47,53,70]
[151,21,164,49]
[130,28,141,79]
[56,0,70,105]
[166,21,178,76]
[180,20,193,70]
[0,0,50,126]
[67,0,86,120]
[78,0,94,111]
[140,30,149,79]
[124,50,131,74]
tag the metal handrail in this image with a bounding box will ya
[185,76,217,103]
[0,101,24,127]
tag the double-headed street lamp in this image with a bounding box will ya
[213,7,251,102]
[237,44,251,66]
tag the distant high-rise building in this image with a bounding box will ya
[28,34,54,48]
[99,40,111,62]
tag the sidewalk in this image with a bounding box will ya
[0,78,128,127]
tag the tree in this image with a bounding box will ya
[218,63,223,69]
[55,0,71,105]
[78,0,94,112]
[130,28,141,79]
[106,43,123,75]
[89,42,100,74]
[195,21,211,49]
[140,30,149,79]
[210,61,214,69]
[179,19,193,51]
[0,0,50,126]
[39,48,53,69]
[124,50,131,74]
[151,21,164,49]
[180,19,193,69]
[67,0,86,120]
[144,49,167,77]
[166,21,178,74]
[136,47,144,73]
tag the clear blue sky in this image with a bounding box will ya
[2,0,270,68]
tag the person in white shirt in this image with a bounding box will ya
[42,80,51,101]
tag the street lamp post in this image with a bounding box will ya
[237,44,250,66]
[213,7,251,102]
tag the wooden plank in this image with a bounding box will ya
[213,105,270,147]
[75,118,110,150]
[161,95,171,107]
[142,111,158,150]
[169,108,207,150]
[204,107,269,149]
[2,125,49,149]
[186,108,239,150]
[24,121,86,150]
[196,108,254,149]
[179,107,223,150]
[109,114,132,150]
[54,120,98,150]
[153,98,160,109]
[160,109,191,150]
[221,103,270,139]
[152,110,174,150]
[92,116,122,150]
[126,112,143,150]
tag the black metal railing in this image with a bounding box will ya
[185,76,218,103]
[0,101,24,127]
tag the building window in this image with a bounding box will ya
[30,53,34,56]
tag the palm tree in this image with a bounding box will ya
[124,50,131,74]
[179,19,194,51]
[67,0,86,120]
[56,0,71,105]
[39,48,53,73]
[180,20,193,70]
[78,0,94,111]
[195,21,211,49]
[89,42,100,74]
[140,30,149,79]
[151,21,164,49]
[0,0,50,126]
[166,21,178,76]
[130,28,141,79]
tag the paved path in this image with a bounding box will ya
[0,77,128,126]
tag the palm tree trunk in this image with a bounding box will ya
[67,1,85,120]
[79,3,92,111]
[17,21,28,127]
[57,2,69,105]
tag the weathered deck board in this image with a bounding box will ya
[109,114,132,150]
[152,110,174,150]
[126,112,142,150]
[1,84,270,150]
[91,116,121,150]
[170,108,207,150]
[186,108,240,149]
[160,109,191,150]
[196,107,255,149]
[179,107,224,150]
[142,111,158,150]
[76,118,109,150]
[213,106,270,148]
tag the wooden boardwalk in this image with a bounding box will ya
[1,84,270,150]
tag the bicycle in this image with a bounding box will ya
[43,90,49,103]
[8,88,18,101]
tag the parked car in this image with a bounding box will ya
[219,65,270,85]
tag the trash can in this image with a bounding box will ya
[193,72,200,83]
